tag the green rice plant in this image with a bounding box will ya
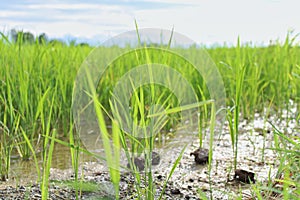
[104,53,215,198]
[208,32,300,118]
[195,100,216,199]
[81,25,218,198]
[21,128,41,181]
[197,85,209,148]
[110,83,158,199]
[262,123,300,199]
[226,106,235,155]
[85,66,121,199]
[69,121,81,199]
[122,87,216,199]
[0,122,12,181]
[0,99,14,180]
[41,128,57,200]
[224,37,246,171]
[45,134,112,198]
[41,95,56,200]
[232,38,246,171]
[0,33,92,178]
[207,102,216,199]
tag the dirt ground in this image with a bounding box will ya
[1,107,299,199]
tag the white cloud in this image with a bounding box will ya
[0,2,135,40]
[0,0,299,45]
[140,0,201,5]
[26,3,125,11]
[133,0,300,45]
[0,11,31,18]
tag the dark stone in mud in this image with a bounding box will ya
[157,174,163,179]
[190,148,209,165]
[1,175,6,181]
[127,157,145,171]
[234,169,255,183]
[171,188,181,195]
[151,151,160,165]
[126,151,161,171]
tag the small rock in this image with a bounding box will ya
[234,169,255,183]
[18,185,26,192]
[126,151,160,171]
[171,188,181,195]
[127,157,145,171]
[152,151,160,165]
[190,148,209,164]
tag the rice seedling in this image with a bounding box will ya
[248,122,300,200]
[223,37,247,171]
[41,95,56,199]
[69,121,81,199]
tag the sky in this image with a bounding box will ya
[0,0,299,46]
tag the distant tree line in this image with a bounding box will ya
[10,29,49,45]
[6,29,90,47]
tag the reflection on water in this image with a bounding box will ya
[7,137,96,185]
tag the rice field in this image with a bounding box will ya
[0,31,299,199]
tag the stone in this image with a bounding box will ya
[190,148,209,165]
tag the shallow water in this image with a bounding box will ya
[6,138,95,186]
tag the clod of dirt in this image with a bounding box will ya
[190,148,209,164]
[234,169,255,183]
[152,151,160,165]
[1,175,6,181]
[126,151,160,171]
[170,188,181,195]
[127,157,145,171]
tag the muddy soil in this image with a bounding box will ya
[0,107,299,199]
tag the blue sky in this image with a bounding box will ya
[0,0,299,45]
